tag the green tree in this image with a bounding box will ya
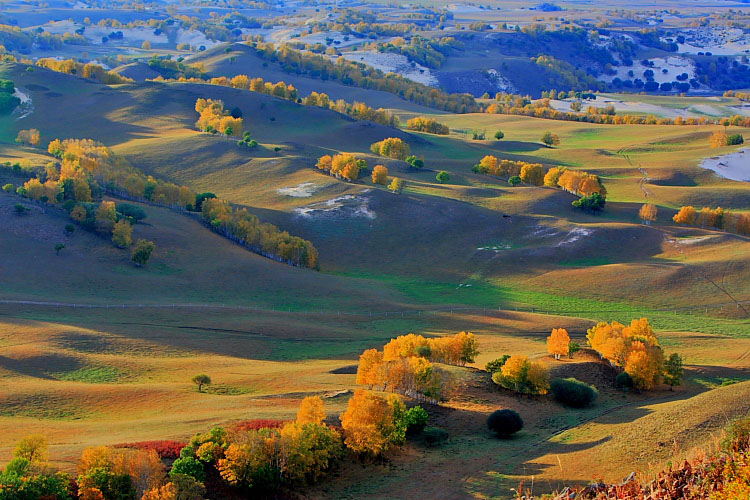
[64,223,75,235]
[494,130,504,140]
[192,374,211,392]
[55,243,65,255]
[572,192,605,212]
[508,176,521,187]
[541,131,560,147]
[14,203,29,215]
[435,171,450,184]
[131,239,155,266]
[2,183,14,193]
[662,353,683,391]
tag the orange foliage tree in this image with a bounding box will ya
[339,390,405,456]
[547,328,570,360]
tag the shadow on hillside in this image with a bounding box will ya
[0,353,82,379]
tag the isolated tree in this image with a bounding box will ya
[547,328,570,360]
[13,434,48,464]
[662,353,683,391]
[508,175,521,187]
[141,40,151,50]
[55,243,65,255]
[388,177,403,193]
[568,341,580,359]
[435,171,450,184]
[541,131,560,147]
[192,374,211,392]
[639,203,658,225]
[710,129,728,148]
[131,239,155,266]
[112,220,133,248]
[494,130,504,140]
[371,165,388,185]
[297,396,326,425]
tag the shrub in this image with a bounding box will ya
[550,378,598,408]
[404,406,428,434]
[436,171,450,184]
[422,427,448,446]
[113,440,187,459]
[494,130,504,140]
[615,371,633,390]
[508,175,521,186]
[722,416,750,454]
[727,134,744,145]
[116,203,147,222]
[233,419,286,432]
[485,355,510,373]
[2,183,13,193]
[487,409,523,438]
[572,192,605,212]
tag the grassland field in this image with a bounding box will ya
[1,50,750,499]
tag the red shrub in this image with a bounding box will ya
[232,419,286,432]
[112,440,186,459]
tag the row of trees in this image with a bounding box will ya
[673,205,750,235]
[194,98,243,137]
[245,41,480,113]
[201,197,318,269]
[156,75,400,128]
[486,92,750,127]
[405,116,449,135]
[356,332,479,401]
[315,153,367,182]
[34,58,133,84]
[587,318,682,391]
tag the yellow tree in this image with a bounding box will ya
[639,203,657,225]
[112,220,133,248]
[673,206,696,225]
[710,129,728,148]
[297,396,325,425]
[340,390,395,456]
[546,328,570,360]
[525,361,549,395]
[371,165,388,185]
[356,349,383,388]
[95,200,117,233]
[500,355,529,392]
[520,163,544,186]
[388,177,403,193]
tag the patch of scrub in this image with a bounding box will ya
[52,365,133,384]
[556,227,593,247]
[700,148,750,182]
[205,384,256,395]
[295,193,375,219]
[277,182,318,198]
[0,393,94,420]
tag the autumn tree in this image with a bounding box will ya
[356,349,384,388]
[15,128,40,146]
[340,390,405,456]
[13,434,48,464]
[520,163,544,186]
[546,328,570,360]
[370,137,410,160]
[710,129,728,148]
[541,131,560,147]
[112,220,133,248]
[639,203,658,225]
[297,396,325,425]
[371,165,388,185]
[388,177,403,193]
[131,239,155,266]
[673,206,696,225]
[192,374,211,392]
[662,353,683,391]
[95,200,117,234]
[544,166,566,187]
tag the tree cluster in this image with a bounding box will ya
[315,153,367,182]
[201,197,318,269]
[405,116,449,135]
[35,58,133,84]
[491,354,549,395]
[369,137,410,160]
[587,318,682,391]
[15,129,40,146]
[194,98,243,137]
[673,205,750,235]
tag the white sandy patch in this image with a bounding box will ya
[700,149,750,182]
[556,227,593,247]
[12,88,33,120]
[277,182,318,198]
[295,193,375,219]
[675,236,714,246]
[447,3,483,13]
[340,51,438,87]
[603,56,696,87]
